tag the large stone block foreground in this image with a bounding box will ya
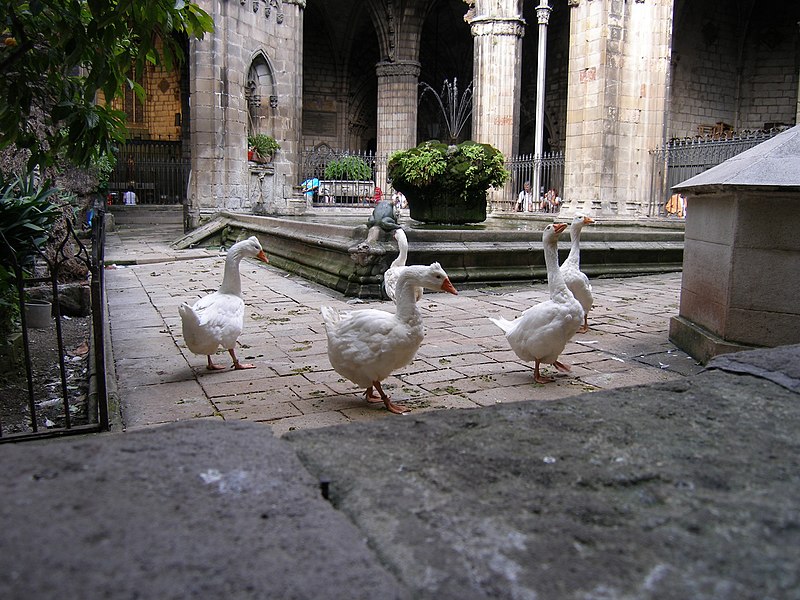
[1,344,798,599]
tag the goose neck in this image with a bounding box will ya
[566,226,582,265]
[219,252,243,296]
[545,238,567,292]
[394,277,422,321]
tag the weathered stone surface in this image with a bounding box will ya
[286,352,800,600]
[0,420,407,600]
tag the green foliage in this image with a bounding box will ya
[324,155,373,181]
[0,173,63,337]
[0,1,215,169]
[0,173,62,269]
[94,152,116,184]
[248,134,280,157]
[0,265,19,341]
[388,140,509,197]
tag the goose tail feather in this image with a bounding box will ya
[320,305,340,327]
[179,303,200,327]
[489,316,514,334]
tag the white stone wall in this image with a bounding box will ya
[188,0,303,227]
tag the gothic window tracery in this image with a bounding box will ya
[246,54,277,137]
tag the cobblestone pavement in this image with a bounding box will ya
[105,223,703,435]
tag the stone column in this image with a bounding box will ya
[187,1,235,228]
[532,1,553,207]
[375,60,421,191]
[468,1,526,207]
[562,0,673,218]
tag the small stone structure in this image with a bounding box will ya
[669,125,800,363]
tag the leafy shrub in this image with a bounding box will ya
[388,140,509,197]
[0,174,62,269]
[323,155,373,181]
[0,173,63,338]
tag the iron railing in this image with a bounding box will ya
[107,140,189,205]
[0,203,109,442]
[299,145,567,211]
[300,146,385,206]
[649,129,784,216]
[300,133,779,217]
[505,152,565,212]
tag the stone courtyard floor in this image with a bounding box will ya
[104,223,704,434]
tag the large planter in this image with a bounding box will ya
[406,188,488,225]
[387,140,508,225]
[318,180,375,203]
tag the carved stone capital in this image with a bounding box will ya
[469,17,525,38]
[375,60,422,79]
[536,2,553,25]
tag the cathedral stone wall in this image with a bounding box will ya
[188,0,303,227]
[669,0,799,138]
[173,0,797,224]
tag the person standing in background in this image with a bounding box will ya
[123,186,137,206]
[516,181,533,212]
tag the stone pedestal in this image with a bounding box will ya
[669,125,800,363]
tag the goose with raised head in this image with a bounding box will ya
[489,223,583,384]
[561,214,595,333]
[383,228,423,303]
[179,236,269,370]
[322,262,457,413]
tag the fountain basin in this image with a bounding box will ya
[173,211,684,298]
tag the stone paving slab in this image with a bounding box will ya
[104,224,705,434]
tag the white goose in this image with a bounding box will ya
[383,228,423,303]
[179,236,269,370]
[321,263,457,413]
[561,214,595,333]
[489,223,583,384]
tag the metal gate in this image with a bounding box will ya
[107,141,189,205]
[649,129,783,216]
[299,145,383,206]
[0,205,109,442]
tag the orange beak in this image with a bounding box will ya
[441,277,458,295]
[583,216,595,225]
[256,250,269,263]
[553,223,568,235]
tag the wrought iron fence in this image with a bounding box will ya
[107,140,189,205]
[299,145,567,212]
[505,152,565,212]
[0,204,109,442]
[649,129,784,216]
[300,145,386,206]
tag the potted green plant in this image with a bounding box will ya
[387,140,509,224]
[323,155,372,181]
[247,134,280,163]
[320,155,374,202]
